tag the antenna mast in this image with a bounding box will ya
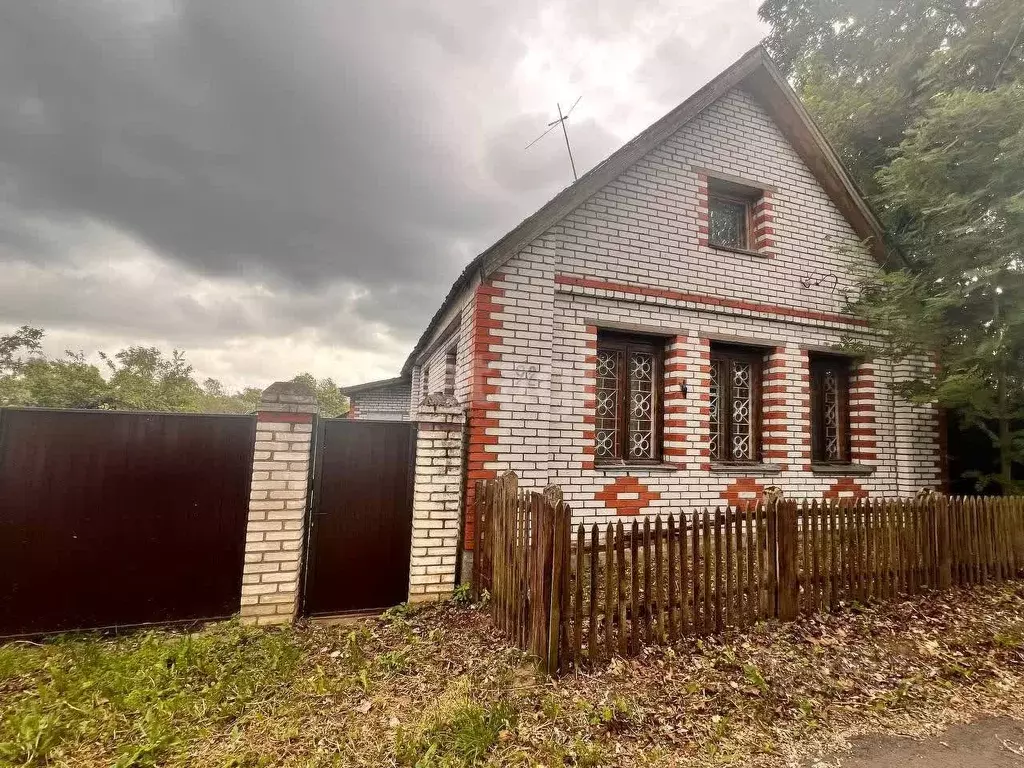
[525,95,582,182]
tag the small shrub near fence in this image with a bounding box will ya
[472,471,1024,675]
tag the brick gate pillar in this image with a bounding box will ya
[239,381,318,625]
[409,393,465,602]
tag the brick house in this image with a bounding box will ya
[347,46,942,566]
[340,377,411,421]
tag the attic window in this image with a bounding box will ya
[705,177,767,253]
[709,196,749,249]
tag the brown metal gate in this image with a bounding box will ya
[302,419,415,616]
[0,408,255,637]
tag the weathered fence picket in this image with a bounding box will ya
[473,474,1024,675]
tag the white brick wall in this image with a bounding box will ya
[348,381,411,421]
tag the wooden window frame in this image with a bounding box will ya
[708,192,753,250]
[595,331,665,465]
[810,355,853,464]
[709,345,763,464]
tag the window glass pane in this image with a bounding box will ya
[709,197,747,248]
[730,360,753,460]
[709,359,723,461]
[628,351,656,459]
[595,349,620,459]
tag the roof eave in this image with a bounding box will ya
[338,376,409,396]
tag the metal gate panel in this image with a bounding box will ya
[0,408,255,637]
[303,419,415,615]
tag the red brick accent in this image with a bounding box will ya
[849,362,878,463]
[823,477,869,500]
[345,403,359,420]
[464,276,506,549]
[662,335,689,466]
[752,192,775,257]
[761,348,788,466]
[721,476,767,506]
[595,475,662,516]
[581,326,598,471]
[257,411,314,424]
[555,274,868,328]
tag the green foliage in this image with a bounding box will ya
[760,0,1024,193]
[0,622,301,767]
[291,372,347,418]
[0,326,350,416]
[760,0,1024,490]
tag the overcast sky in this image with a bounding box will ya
[0,1,766,390]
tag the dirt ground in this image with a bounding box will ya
[812,718,1024,767]
[4,583,1024,766]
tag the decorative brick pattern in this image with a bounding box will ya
[823,477,869,500]
[409,396,464,601]
[849,361,878,465]
[761,346,810,470]
[664,336,711,470]
[721,476,767,505]
[595,475,662,515]
[240,381,317,626]
[463,278,506,548]
[555,274,869,329]
[752,192,775,256]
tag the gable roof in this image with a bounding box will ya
[402,44,887,376]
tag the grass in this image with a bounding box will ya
[2,584,1024,766]
[0,622,301,767]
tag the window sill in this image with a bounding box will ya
[594,462,679,474]
[709,462,783,475]
[708,242,768,259]
[810,463,875,477]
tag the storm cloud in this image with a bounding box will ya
[0,0,766,388]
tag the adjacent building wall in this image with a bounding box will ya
[347,381,412,421]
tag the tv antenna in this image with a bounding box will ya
[525,95,582,181]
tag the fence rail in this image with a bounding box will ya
[473,472,1024,675]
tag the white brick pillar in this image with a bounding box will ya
[409,393,465,602]
[239,381,318,625]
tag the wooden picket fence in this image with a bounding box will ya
[472,472,1024,675]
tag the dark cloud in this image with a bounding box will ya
[0,0,765,384]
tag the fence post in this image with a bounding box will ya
[936,497,952,590]
[776,501,799,621]
[240,381,318,625]
[409,394,465,602]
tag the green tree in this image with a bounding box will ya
[291,372,348,417]
[0,326,348,416]
[760,0,1024,193]
[759,0,1024,491]
[103,346,204,411]
[19,354,113,409]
